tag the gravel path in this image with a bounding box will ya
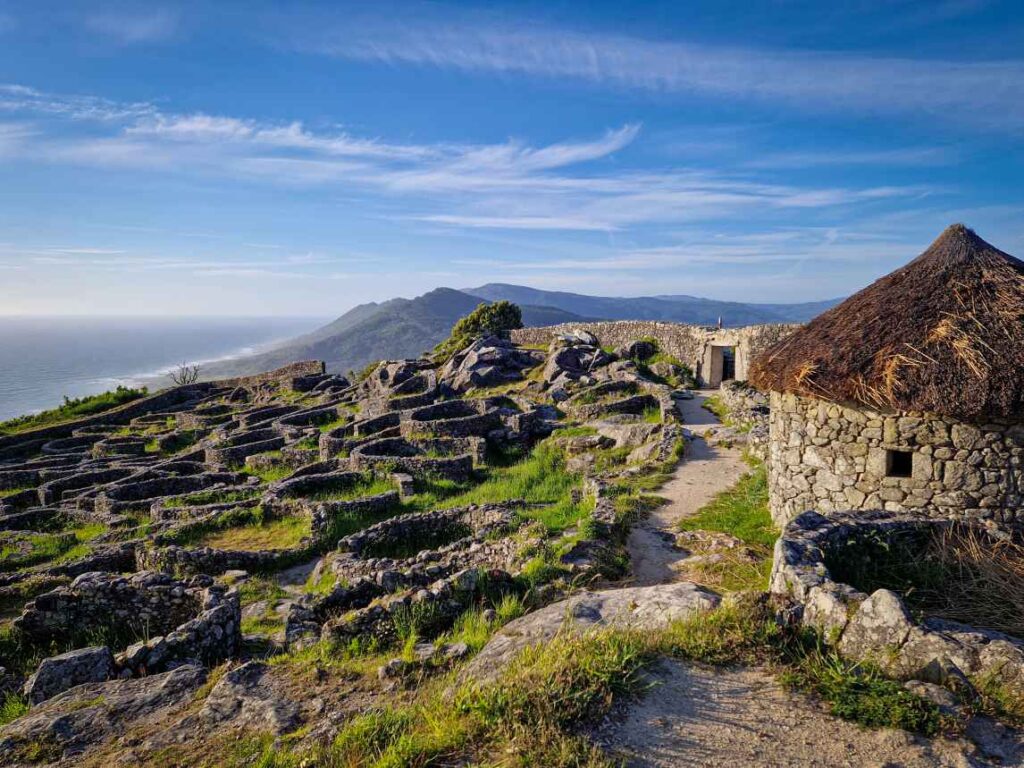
[598,661,983,768]
[625,392,748,586]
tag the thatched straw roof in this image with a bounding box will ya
[749,225,1024,421]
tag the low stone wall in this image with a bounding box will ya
[399,400,502,439]
[137,542,309,577]
[771,510,1024,697]
[319,567,515,646]
[205,436,286,466]
[213,360,324,390]
[349,438,474,481]
[40,435,102,456]
[566,393,658,422]
[716,381,770,459]
[93,473,244,515]
[511,321,798,386]
[337,503,516,557]
[15,570,204,645]
[766,391,1024,527]
[37,468,137,505]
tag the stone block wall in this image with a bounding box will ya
[767,391,1024,527]
[511,321,798,386]
[15,571,204,645]
[771,510,1024,697]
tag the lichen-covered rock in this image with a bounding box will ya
[463,582,720,684]
[0,664,206,762]
[838,589,915,660]
[439,336,543,393]
[197,661,300,734]
[23,646,115,705]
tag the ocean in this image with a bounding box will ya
[0,316,325,422]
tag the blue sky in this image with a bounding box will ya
[0,0,1022,316]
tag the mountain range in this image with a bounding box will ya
[200,284,842,379]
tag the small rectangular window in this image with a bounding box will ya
[886,449,913,478]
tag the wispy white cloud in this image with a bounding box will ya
[289,19,1024,129]
[0,84,155,121]
[0,83,942,239]
[84,7,179,45]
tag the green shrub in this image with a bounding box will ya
[434,301,523,361]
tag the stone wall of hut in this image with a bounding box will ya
[511,321,798,386]
[767,391,1024,527]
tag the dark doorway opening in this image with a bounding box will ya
[721,347,736,381]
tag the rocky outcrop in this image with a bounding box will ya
[463,582,720,684]
[439,336,544,392]
[23,646,115,705]
[0,664,206,763]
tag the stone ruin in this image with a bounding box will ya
[0,323,694,763]
[772,510,1024,702]
[16,570,239,703]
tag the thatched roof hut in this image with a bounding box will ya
[749,225,1024,422]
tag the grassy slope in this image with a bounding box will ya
[0,386,147,436]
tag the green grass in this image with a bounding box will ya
[0,692,28,726]
[163,488,260,509]
[439,595,527,654]
[679,461,774,548]
[0,523,107,572]
[307,475,396,502]
[702,394,730,422]
[677,460,776,591]
[0,385,147,435]
[318,417,350,433]
[304,568,338,595]
[241,462,294,484]
[0,487,31,499]
[780,642,942,734]
[642,405,662,424]
[554,425,598,439]
[409,441,591,532]
[239,581,289,637]
[195,515,310,551]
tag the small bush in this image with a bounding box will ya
[0,692,28,726]
[434,301,523,361]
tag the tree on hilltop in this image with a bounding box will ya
[434,301,523,360]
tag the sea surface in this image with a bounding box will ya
[0,316,325,422]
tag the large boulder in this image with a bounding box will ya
[24,646,115,705]
[0,664,206,762]
[615,339,657,361]
[196,661,301,734]
[440,337,543,393]
[594,419,661,449]
[542,345,613,387]
[463,582,720,684]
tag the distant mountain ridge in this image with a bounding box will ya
[200,288,586,379]
[463,284,842,326]
[200,284,841,379]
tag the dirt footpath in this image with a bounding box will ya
[625,393,748,586]
[596,661,997,768]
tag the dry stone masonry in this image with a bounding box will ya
[0,325,693,729]
[766,391,1024,527]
